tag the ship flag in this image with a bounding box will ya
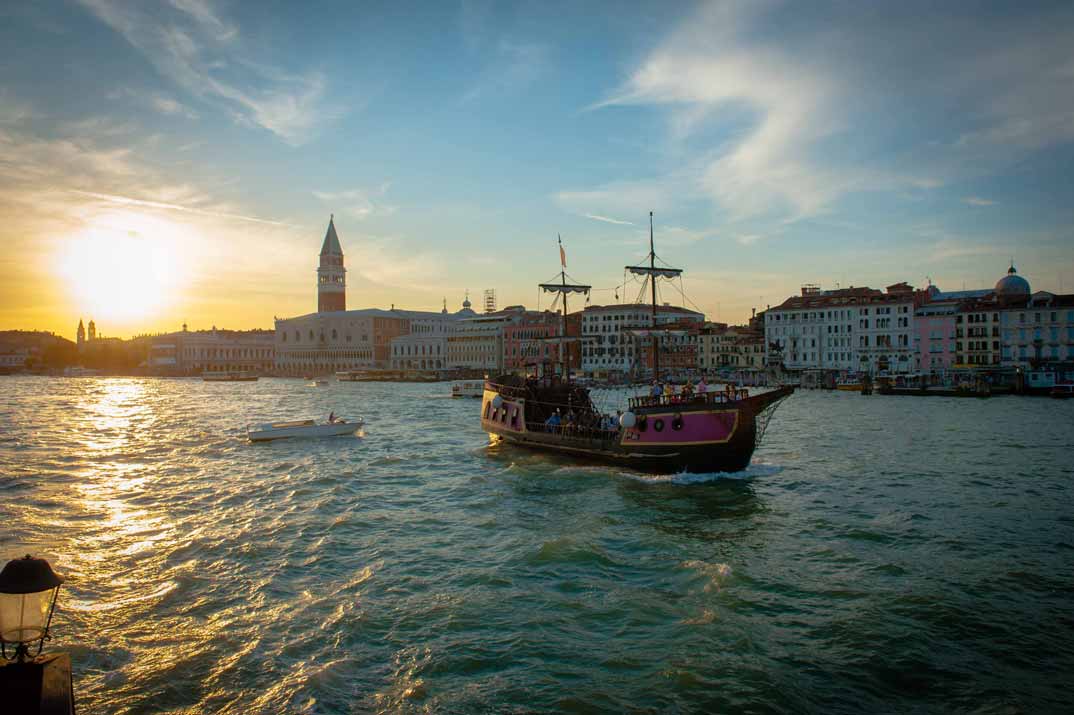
[559,234,566,268]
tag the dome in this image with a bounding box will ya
[994,263,1030,297]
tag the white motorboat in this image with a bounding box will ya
[451,379,484,398]
[247,418,363,442]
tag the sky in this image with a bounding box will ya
[1,0,1073,339]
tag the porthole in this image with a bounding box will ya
[672,414,684,431]
[653,418,665,432]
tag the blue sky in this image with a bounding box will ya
[1,0,1073,336]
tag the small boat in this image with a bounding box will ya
[835,376,863,391]
[309,379,329,386]
[1050,384,1074,399]
[204,370,258,382]
[452,380,484,398]
[247,418,363,442]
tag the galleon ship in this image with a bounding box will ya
[480,215,792,474]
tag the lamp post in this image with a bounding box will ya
[0,555,64,663]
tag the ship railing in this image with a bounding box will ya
[528,421,621,441]
[628,389,749,410]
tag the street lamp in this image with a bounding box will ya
[0,555,65,663]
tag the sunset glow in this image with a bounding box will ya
[58,212,189,325]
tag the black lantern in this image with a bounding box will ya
[0,555,65,662]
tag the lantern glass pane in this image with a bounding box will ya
[0,589,54,644]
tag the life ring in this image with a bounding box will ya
[653,418,665,432]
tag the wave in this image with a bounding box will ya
[620,461,783,485]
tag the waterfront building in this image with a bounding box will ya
[149,325,275,374]
[697,323,764,372]
[501,309,578,372]
[446,306,526,373]
[389,300,473,371]
[276,220,490,374]
[1000,291,1074,367]
[0,350,30,371]
[765,283,923,374]
[913,288,991,372]
[580,303,704,378]
[696,322,727,372]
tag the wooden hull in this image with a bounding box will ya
[481,382,792,474]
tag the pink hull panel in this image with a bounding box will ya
[622,409,739,446]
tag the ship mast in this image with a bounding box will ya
[539,235,590,383]
[625,211,682,383]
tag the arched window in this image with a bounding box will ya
[309,330,314,341]
[332,329,338,340]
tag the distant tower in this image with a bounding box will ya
[317,215,346,313]
[484,289,497,314]
[76,319,85,347]
[87,319,97,342]
[442,298,448,314]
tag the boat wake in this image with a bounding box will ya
[620,462,783,485]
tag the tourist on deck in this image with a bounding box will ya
[650,381,662,398]
[545,410,562,431]
[663,382,674,399]
[697,377,707,394]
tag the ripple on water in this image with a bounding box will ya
[2,378,1073,713]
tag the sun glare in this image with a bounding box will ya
[59,211,189,325]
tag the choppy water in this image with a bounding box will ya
[1,377,1073,713]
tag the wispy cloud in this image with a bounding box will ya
[964,196,996,207]
[313,183,397,220]
[593,1,1074,222]
[462,38,548,103]
[584,213,634,226]
[69,190,291,226]
[76,0,340,144]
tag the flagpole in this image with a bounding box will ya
[559,234,568,382]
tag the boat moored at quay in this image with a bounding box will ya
[479,215,792,474]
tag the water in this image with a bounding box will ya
[1,377,1072,713]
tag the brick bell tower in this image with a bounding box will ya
[317,214,346,313]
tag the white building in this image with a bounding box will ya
[445,304,525,372]
[580,303,704,377]
[765,283,920,374]
[390,299,476,370]
[149,326,275,374]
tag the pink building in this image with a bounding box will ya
[914,289,991,372]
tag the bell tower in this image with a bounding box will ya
[317,215,346,313]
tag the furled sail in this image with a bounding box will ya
[625,266,682,278]
[539,283,591,294]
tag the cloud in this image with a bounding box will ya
[584,213,634,226]
[593,1,1074,222]
[554,177,681,219]
[68,190,292,226]
[963,196,996,207]
[76,0,340,144]
[462,38,548,103]
[313,184,397,220]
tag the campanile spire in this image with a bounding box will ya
[317,215,346,312]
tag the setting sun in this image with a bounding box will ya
[58,211,189,326]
